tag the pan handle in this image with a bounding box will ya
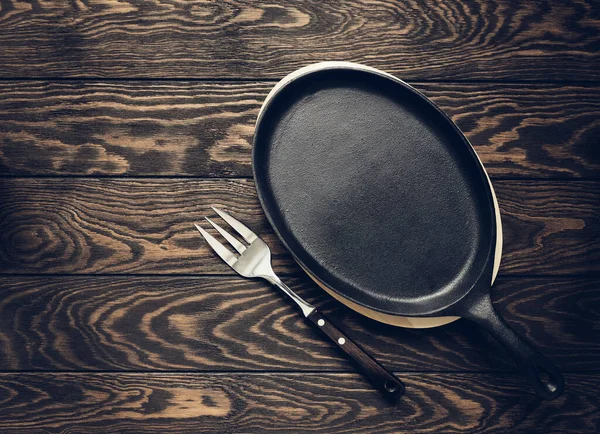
[461,291,564,400]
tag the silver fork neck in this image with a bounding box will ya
[263,274,316,317]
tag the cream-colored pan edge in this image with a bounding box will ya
[256,61,503,329]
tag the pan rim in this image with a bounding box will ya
[252,61,503,320]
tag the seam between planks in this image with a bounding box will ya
[0,176,599,181]
[0,370,596,375]
[0,273,597,279]
[0,77,599,86]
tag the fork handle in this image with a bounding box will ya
[307,309,405,401]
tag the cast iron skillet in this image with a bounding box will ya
[252,62,564,400]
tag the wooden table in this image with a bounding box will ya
[0,1,598,432]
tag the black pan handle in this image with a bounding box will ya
[307,309,405,401]
[461,291,564,400]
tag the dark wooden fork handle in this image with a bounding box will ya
[307,309,405,401]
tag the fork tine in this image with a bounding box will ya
[205,217,246,254]
[211,207,258,243]
[194,223,238,268]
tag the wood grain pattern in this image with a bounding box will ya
[0,276,596,372]
[0,179,597,275]
[0,373,597,433]
[0,81,598,178]
[495,181,599,275]
[0,0,597,430]
[0,0,598,81]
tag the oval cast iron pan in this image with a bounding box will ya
[252,62,564,399]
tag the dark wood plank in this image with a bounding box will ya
[0,276,596,372]
[0,179,597,275]
[0,0,598,81]
[495,181,599,275]
[0,373,596,433]
[0,81,598,178]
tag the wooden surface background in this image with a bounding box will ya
[0,0,599,432]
